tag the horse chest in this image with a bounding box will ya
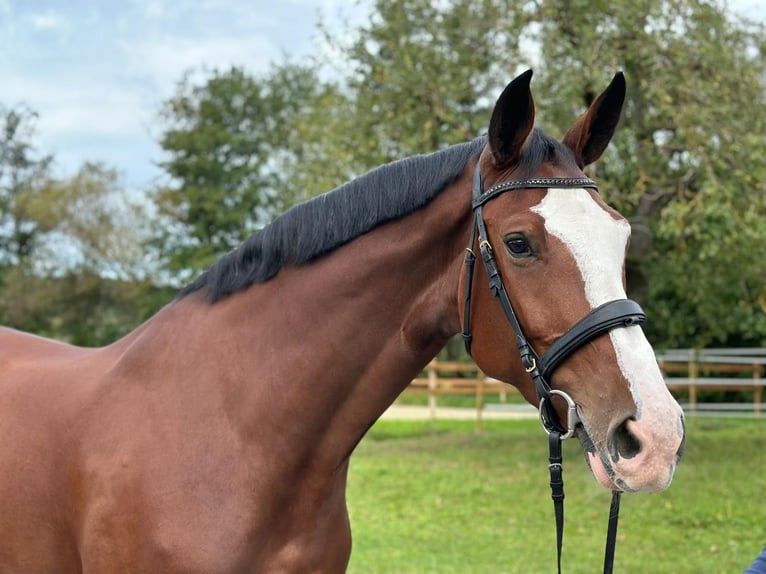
[75,439,352,573]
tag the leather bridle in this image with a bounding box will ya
[461,162,646,574]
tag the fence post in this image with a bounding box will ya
[688,349,698,419]
[427,361,437,420]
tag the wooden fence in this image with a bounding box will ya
[404,360,513,431]
[403,348,765,425]
[657,348,765,418]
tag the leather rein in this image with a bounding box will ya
[461,163,646,574]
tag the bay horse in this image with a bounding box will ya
[0,70,684,573]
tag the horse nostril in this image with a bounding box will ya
[609,418,642,461]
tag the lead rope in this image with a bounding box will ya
[548,431,622,574]
[548,432,565,574]
[604,490,622,574]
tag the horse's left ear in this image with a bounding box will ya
[562,72,626,168]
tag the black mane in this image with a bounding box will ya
[517,128,580,177]
[179,129,576,303]
[180,137,486,302]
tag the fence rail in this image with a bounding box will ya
[403,360,511,431]
[657,348,763,417]
[403,348,765,425]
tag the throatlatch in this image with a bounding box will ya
[461,161,645,574]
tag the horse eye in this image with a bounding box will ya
[505,235,534,258]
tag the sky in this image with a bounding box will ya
[0,0,368,188]
[1,0,764,191]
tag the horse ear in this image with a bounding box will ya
[488,69,535,167]
[561,72,626,168]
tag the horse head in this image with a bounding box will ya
[462,70,685,493]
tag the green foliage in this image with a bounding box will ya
[528,0,766,346]
[0,104,53,265]
[146,0,766,348]
[257,62,358,207]
[2,0,764,350]
[347,418,765,573]
[155,67,277,276]
[153,63,348,278]
[31,162,146,277]
[651,175,766,346]
[0,130,158,343]
[332,0,524,165]
[0,267,175,346]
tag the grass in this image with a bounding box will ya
[346,418,766,573]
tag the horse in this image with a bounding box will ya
[0,69,685,573]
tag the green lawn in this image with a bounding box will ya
[346,418,765,573]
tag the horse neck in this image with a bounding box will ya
[224,172,474,448]
[108,164,475,472]
[221,165,474,385]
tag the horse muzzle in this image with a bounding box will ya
[582,410,686,493]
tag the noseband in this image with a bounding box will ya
[461,163,646,574]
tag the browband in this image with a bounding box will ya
[472,177,598,210]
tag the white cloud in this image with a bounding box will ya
[730,0,765,21]
[2,72,157,185]
[29,10,69,31]
[4,75,147,138]
[2,1,362,186]
[0,4,15,49]
[198,0,278,28]
[120,34,279,97]
[142,0,164,19]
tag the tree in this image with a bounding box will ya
[249,62,357,207]
[26,162,147,278]
[151,0,765,348]
[0,105,52,267]
[153,62,346,279]
[528,0,766,346]
[150,0,529,358]
[330,0,525,165]
[0,132,159,345]
[0,268,175,346]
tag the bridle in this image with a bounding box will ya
[461,162,646,574]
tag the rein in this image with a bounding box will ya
[461,164,645,574]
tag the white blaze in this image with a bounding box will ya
[530,189,671,421]
[530,188,630,305]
